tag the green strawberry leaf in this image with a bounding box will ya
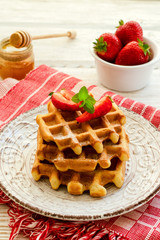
[48,92,54,97]
[116,19,124,28]
[137,38,151,56]
[93,37,107,52]
[108,96,114,103]
[143,44,151,55]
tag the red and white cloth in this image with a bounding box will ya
[0,65,160,240]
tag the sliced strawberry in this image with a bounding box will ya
[51,89,80,111]
[60,89,75,100]
[76,96,112,123]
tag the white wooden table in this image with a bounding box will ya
[0,0,160,239]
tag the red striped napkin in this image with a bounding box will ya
[0,64,160,240]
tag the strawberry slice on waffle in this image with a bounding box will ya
[76,95,112,123]
[50,89,81,111]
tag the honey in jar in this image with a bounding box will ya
[0,37,34,80]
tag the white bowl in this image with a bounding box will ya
[91,37,160,92]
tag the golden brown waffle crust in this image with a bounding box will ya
[36,101,127,155]
[33,98,129,197]
[32,154,126,198]
[36,127,129,172]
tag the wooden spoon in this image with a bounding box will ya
[10,30,77,48]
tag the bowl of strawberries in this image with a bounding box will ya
[91,20,160,92]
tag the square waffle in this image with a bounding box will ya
[32,155,126,197]
[36,101,126,155]
[37,126,129,172]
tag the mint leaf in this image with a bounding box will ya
[78,86,89,101]
[71,86,96,113]
[83,101,95,114]
[72,93,80,103]
[79,100,86,108]
[87,95,96,105]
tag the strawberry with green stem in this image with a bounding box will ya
[115,19,143,45]
[115,39,151,66]
[93,33,122,62]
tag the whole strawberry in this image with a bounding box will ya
[115,39,150,66]
[93,33,122,62]
[115,20,143,45]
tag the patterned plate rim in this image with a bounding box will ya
[0,105,160,221]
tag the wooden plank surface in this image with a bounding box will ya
[0,0,160,239]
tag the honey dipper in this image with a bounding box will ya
[10,30,77,48]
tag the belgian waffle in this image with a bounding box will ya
[32,155,126,197]
[36,101,126,155]
[37,126,129,172]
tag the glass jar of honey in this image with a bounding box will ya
[0,37,34,80]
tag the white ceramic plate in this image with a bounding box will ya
[0,105,160,221]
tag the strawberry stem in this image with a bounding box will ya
[137,39,151,56]
[49,92,54,97]
[108,96,114,103]
[93,37,107,52]
[116,19,124,28]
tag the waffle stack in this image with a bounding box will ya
[32,100,129,197]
